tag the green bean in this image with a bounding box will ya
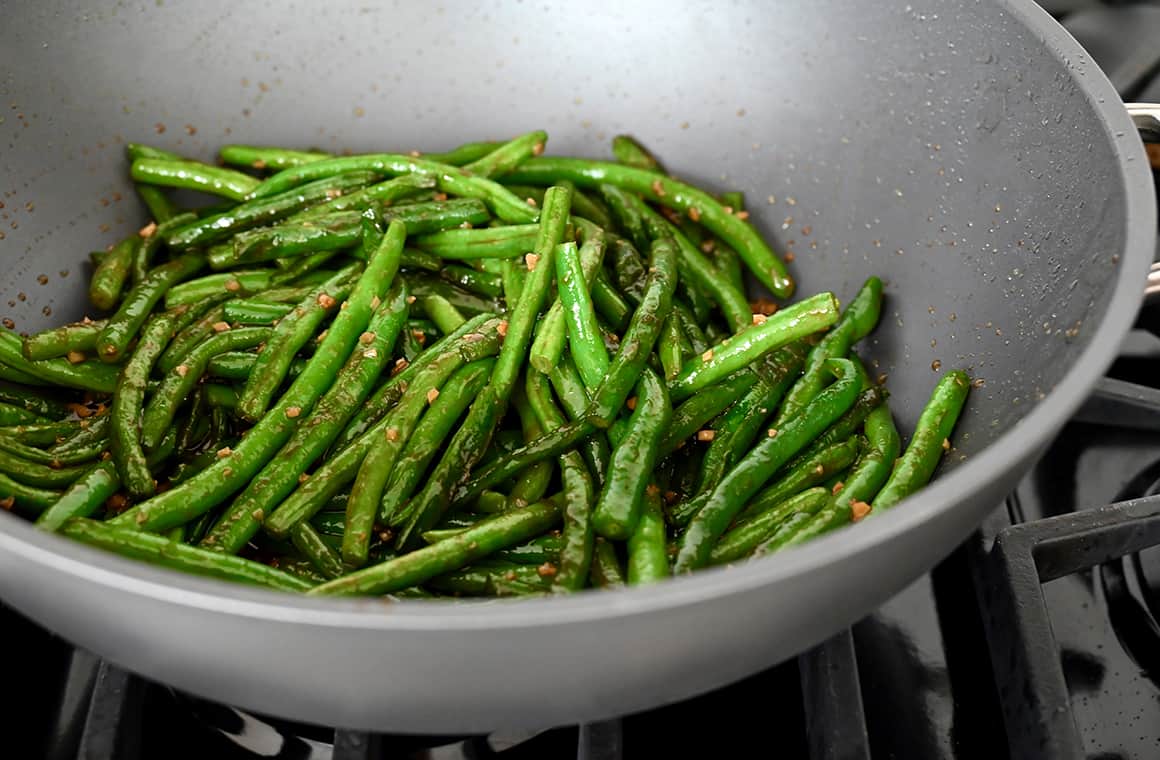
[134,183,175,223]
[35,461,119,533]
[219,144,332,170]
[419,294,466,334]
[199,288,412,557]
[501,258,525,308]
[357,359,493,565]
[293,174,438,219]
[696,343,808,494]
[607,234,647,304]
[585,237,678,426]
[506,157,793,297]
[22,320,106,361]
[126,143,184,162]
[873,370,970,510]
[220,301,293,325]
[401,247,443,272]
[407,275,503,316]
[611,134,665,173]
[548,356,612,488]
[667,292,838,403]
[248,153,538,223]
[392,186,573,548]
[0,431,102,467]
[589,537,625,588]
[156,298,232,373]
[780,402,900,546]
[0,331,117,394]
[673,358,861,573]
[776,277,883,425]
[710,487,829,564]
[658,314,683,382]
[524,371,594,591]
[163,172,377,249]
[260,318,491,541]
[0,420,81,447]
[782,385,888,476]
[96,252,206,363]
[628,488,669,583]
[440,264,503,298]
[554,240,609,388]
[506,384,555,507]
[334,313,501,450]
[308,500,560,596]
[0,382,72,420]
[131,212,196,283]
[140,326,271,449]
[590,267,632,332]
[592,369,671,539]
[0,363,51,387]
[0,402,51,427]
[503,184,545,209]
[427,563,552,596]
[62,518,312,592]
[729,437,861,527]
[89,237,136,310]
[493,534,564,564]
[108,313,173,498]
[201,383,239,410]
[110,218,406,534]
[462,130,547,177]
[164,271,272,310]
[0,444,90,488]
[209,212,364,269]
[236,264,360,422]
[418,140,502,166]
[381,198,491,236]
[412,224,540,260]
[290,522,344,579]
[50,415,111,456]
[0,473,62,516]
[130,158,260,202]
[601,187,652,258]
[633,200,752,333]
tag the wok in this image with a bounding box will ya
[0,0,1153,733]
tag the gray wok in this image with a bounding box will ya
[0,0,1153,733]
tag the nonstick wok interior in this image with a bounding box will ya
[0,0,1152,732]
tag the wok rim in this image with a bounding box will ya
[0,0,1152,633]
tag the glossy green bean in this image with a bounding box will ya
[592,369,671,539]
[293,174,437,219]
[504,384,555,506]
[0,474,61,516]
[627,488,669,584]
[440,264,503,298]
[504,157,794,298]
[589,537,625,588]
[0,332,119,394]
[0,419,81,447]
[110,218,406,534]
[412,223,540,260]
[219,144,332,170]
[307,500,560,596]
[131,212,197,283]
[35,460,120,533]
[462,130,547,178]
[0,402,51,427]
[873,370,971,510]
[554,240,609,388]
[89,236,136,310]
[140,326,272,450]
[427,564,552,596]
[392,186,573,548]
[658,370,756,456]
[667,292,839,403]
[209,212,364,269]
[419,294,466,334]
[236,265,360,422]
[585,237,678,426]
[673,358,861,573]
[156,297,231,373]
[710,487,829,564]
[220,301,293,325]
[776,277,883,425]
[126,143,184,162]
[130,158,260,202]
[290,522,345,578]
[164,172,379,249]
[0,382,70,420]
[22,320,106,361]
[548,355,612,488]
[730,437,861,527]
[248,153,538,223]
[165,271,273,310]
[62,518,312,591]
[611,134,665,173]
[96,252,206,363]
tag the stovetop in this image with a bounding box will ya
[10,2,1160,758]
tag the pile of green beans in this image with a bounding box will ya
[0,131,970,597]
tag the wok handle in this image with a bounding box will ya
[1126,104,1160,302]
